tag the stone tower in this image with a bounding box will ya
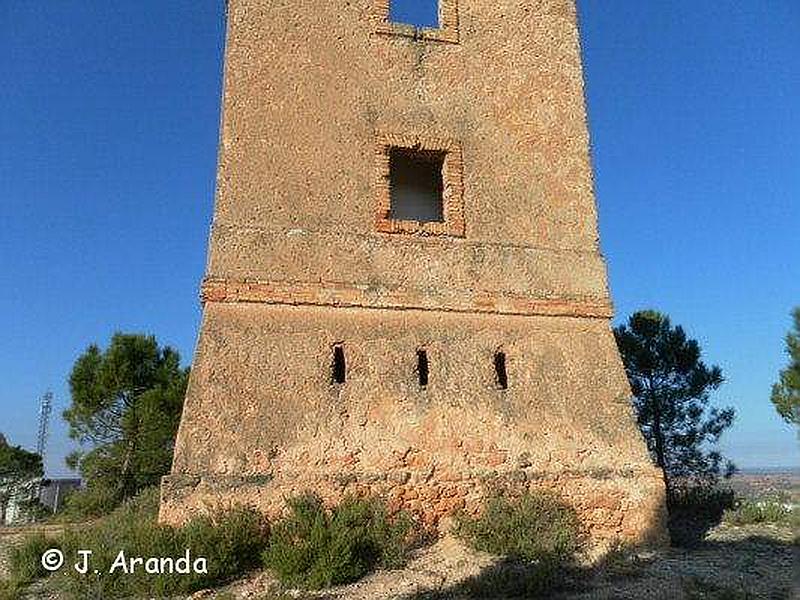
[161,0,667,544]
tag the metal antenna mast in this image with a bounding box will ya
[36,391,53,465]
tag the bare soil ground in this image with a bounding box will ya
[211,522,798,600]
[0,531,25,581]
[2,511,796,599]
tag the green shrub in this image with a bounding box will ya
[57,485,120,520]
[667,485,735,547]
[724,497,799,527]
[452,492,583,596]
[668,485,736,518]
[56,491,180,598]
[58,498,267,597]
[178,506,270,589]
[7,532,61,584]
[8,487,269,599]
[4,532,63,599]
[455,492,583,564]
[262,493,413,589]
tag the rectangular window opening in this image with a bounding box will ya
[390,0,439,29]
[389,148,445,223]
[494,351,508,390]
[416,349,429,387]
[332,344,346,384]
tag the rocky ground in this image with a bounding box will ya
[2,521,796,599]
[0,532,22,581]
[209,522,798,600]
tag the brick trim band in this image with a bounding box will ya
[200,279,614,319]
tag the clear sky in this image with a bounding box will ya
[1,1,797,477]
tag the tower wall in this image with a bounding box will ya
[207,0,607,307]
[162,0,668,545]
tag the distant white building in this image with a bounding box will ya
[1,477,40,525]
[1,477,82,525]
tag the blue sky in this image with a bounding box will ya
[1,1,797,477]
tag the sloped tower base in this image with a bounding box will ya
[161,303,666,545]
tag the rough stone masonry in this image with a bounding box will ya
[160,0,668,545]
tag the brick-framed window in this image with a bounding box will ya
[375,133,465,237]
[374,0,459,44]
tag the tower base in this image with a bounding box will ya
[161,302,667,546]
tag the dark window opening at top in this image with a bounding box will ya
[390,0,439,29]
[389,148,445,223]
[332,344,346,384]
[494,351,508,390]
[416,349,429,387]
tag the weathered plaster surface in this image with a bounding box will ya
[162,0,668,545]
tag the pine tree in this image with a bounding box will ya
[614,311,735,493]
[771,307,800,425]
